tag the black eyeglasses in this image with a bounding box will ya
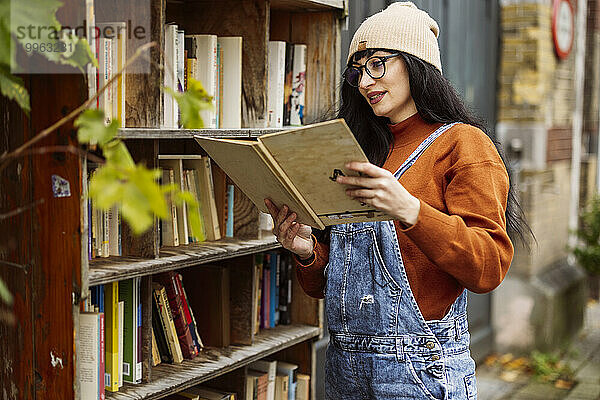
[344,53,401,87]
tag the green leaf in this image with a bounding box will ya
[0,277,13,306]
[166,77,214,129]
[0,63,29,112]
[103,140,134,168]
[75,109,119,147]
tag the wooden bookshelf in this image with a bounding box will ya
[108,325,320,400]
[1,0,343,398]
[89,236,281,285]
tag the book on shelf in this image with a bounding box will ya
[267,252,280,327]
[152,282,184,363]
[249,360,277,400]
[104,282,119,392]
[163,23,179,128]
[79,312,102,400]
[154,271,199,359]
[283,42,294,127]
[89,286,106,400]
[151,288,174,364]
[226,183,235,237]
[185,34,218,128]
[290,44,307,126]
[267,41,286,128]
[274,373,289,400]
[159,158,189,245]
[151,329,161,366]
[253,253,263,335]
[184,264,230,347]
[194,156,221,241]
[165,393,199,400]
[278,252,292,326]
[118,278,142,383]
[195,119,391,230]
[117,300,124,388]
[85,0,97,103]
[276,362,298,400]
[161,168,180,246]
[183,168,207,243]
[260,258,270,330]
[245,370,262,400]
[217,36,242,129]
[295,374,310,400]
[97,36,113,124]
[96,22,126,127]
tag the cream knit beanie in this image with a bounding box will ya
[347,2,442,73]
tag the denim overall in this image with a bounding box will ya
[325,123,478,399]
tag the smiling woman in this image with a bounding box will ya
[263,2,532,399]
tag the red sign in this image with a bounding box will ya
[552,0,575,59]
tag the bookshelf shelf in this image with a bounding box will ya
[117,127,295,140]
[89,236,282,286]
[107,324,321,400]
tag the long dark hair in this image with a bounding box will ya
[314,49,534,247]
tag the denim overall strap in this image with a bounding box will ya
[393,122,459,180]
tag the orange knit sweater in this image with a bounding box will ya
[295,113,514,320]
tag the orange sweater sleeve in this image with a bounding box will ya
[399,160,514,293]
[294,238,329,299]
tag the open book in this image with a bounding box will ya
[194,119,392,229]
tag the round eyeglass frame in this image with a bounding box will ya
[344,53,402,87]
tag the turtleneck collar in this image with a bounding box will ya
[388,112,442,148]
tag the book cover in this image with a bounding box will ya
[283,42,294,126]
[104,282,119,392]
[136,277,143,380]
[290,44,307,126]
[269,252,279,328]
[278,253,292,325]
[217,37,242,129]
[295,374,310,400]
[151,289,174,364]
[159,158,189,245]
[118,278,139,383]
[226,184,234,237]
[184,386,232,400]
[185,169,207,242]
[197,156,221,241]
[246,370,261,400]
[153,283,184,363]
[267,41,286,128]
[79,312,101,400]
[249,360,277,400]
[161,168,179,246]
[154,271,198,359]
[185,34,218,128]
[117,300,124,388]
[276,362,298,400]
[261,259,270,330]
[163,24,178,128]
[254,254,263,335]
[274,373,289,400]
[195,119,391,229]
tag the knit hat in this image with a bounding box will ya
[347,2,442,73]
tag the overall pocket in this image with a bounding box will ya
[406,354,447,400]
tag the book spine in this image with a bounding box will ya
[217,37,242,128]
[79,313,100,400]
[157,286,184,363]
[267,41,286,128]
[136,278,142,381]
[117,300,124,388]
[104,282,119,392]
[290,44,307,126]
[99,312,105,400]
[283,42,294,126]
[226,184,234,237]
[151,289,173,363]
[177,273,204,349]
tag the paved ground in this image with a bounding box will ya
[477,300,600,400]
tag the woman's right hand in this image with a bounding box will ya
[264,198,314,260]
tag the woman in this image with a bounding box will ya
[265,2,530,399]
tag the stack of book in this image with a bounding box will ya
[267,41,306,128]
[163,25,243,129]
[151,271,204,365]
[254,251,293,333]
[88,168,121,259]
[79,278,143,398]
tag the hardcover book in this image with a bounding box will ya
[195,119,391,230]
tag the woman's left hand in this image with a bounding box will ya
[336,161,421,227]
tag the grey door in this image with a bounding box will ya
[316,1,499,396]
